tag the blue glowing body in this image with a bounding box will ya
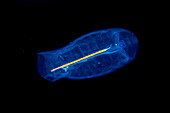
[37,28,139,82]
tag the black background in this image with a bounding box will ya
[13,0,165,105]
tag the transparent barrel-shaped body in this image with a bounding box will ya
[37,28,139,82]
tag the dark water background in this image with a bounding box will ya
[12,0,166,107]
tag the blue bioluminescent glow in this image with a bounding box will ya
[37,28,139,82]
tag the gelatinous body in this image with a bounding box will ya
[37,28,139,82]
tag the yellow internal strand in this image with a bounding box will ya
[51,48,108,72]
